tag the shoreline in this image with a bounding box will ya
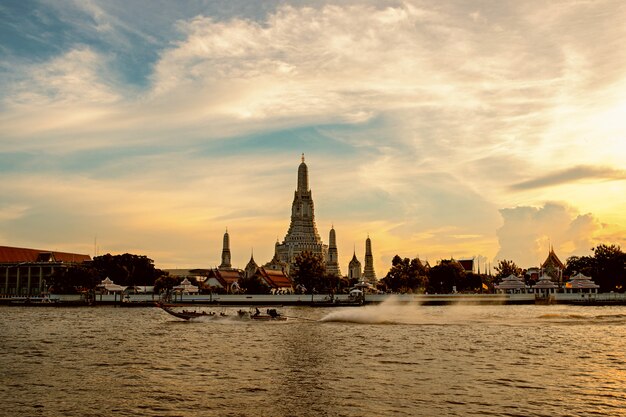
[2,292,625,307]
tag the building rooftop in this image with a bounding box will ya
[0,245,91,264]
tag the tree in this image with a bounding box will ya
[493,259,522,281]
[428,260,466,293]
[153,274,180,295]
[592,244,626,292]
[237,274,270,294]
[564,245,626,292]
[292,251,327,294]
[48,265,100,294]
[91,253,164,286]
[564,255,594,278]
[465,272,483,292]
[382,255,428,293]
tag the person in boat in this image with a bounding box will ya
[267,309,280,318]
[253,308,260,317]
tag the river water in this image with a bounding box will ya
[1,300,625,417]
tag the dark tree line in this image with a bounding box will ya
[565,244,626,292]
[381,255,428,293]
[49,253,168,294]
[381,256,484,294]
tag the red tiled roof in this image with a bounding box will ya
[208,268,242,288]
[259,268,292,288]
[0,245,91,264]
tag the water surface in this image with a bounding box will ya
[1,302,625,416]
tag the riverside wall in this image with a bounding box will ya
[3,292,626,306]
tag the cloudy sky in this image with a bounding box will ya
[1,0,625,271]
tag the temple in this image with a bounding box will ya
[541,246,565,285]
[274,154,328,273]
[348,251,362,281]
[326,226,341,277]
[218,229,232,270]
[204,156,380,286]
[363,236,377,284]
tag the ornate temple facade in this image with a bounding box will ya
[275,155,328,274]
[363,236,377,283]
[348,251,362,281]
[541,246,565,285]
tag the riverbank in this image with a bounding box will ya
[4,292,623,306]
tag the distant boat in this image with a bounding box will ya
[156,302,216,320]
[156,303,286,321]
[249,308,287,321]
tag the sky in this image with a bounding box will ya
[1,0,625,272]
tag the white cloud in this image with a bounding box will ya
[1,1,626,268]
[495,202,602,268]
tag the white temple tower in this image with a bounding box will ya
[219,228,232,269]
[275,155,328,274]
[326,226,341,277]
[363,236,377,283]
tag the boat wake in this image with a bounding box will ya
[537,312,626,324]
[319,297,437,325]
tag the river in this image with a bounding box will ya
[1,300,625,416]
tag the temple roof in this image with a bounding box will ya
[258,267,292,288]
[541,247,565,269]
[566,273,600,289]
[496,274,526,289]
[208,268,243,288]
[349,252,361,266]
[533,276,559,289]
[0,245,91,264]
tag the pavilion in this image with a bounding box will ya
[495,274,528,294]
[564,273,599,294]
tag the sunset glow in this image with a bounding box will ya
[1,1,625,270]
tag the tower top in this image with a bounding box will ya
[297,154,309,192]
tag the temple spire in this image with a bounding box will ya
[297,154,309,193]
[276,156,325,274]
[326,226,340,277]
[363,235,377,283]
[219,228,232,269]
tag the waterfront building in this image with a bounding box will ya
[219,229,232,270]
[0,245,91,296]
[362,236,377,284]
[173,277,199,294]
[532,274,559,296]
[326,226,341,277]
[96,277,127,294]
[564,273,599,294]
[205,268,243,293]
[274,155,328,274]
[495,274,528,294]
[348,251,362,281]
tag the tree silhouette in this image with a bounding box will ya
[292,251,327,294]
